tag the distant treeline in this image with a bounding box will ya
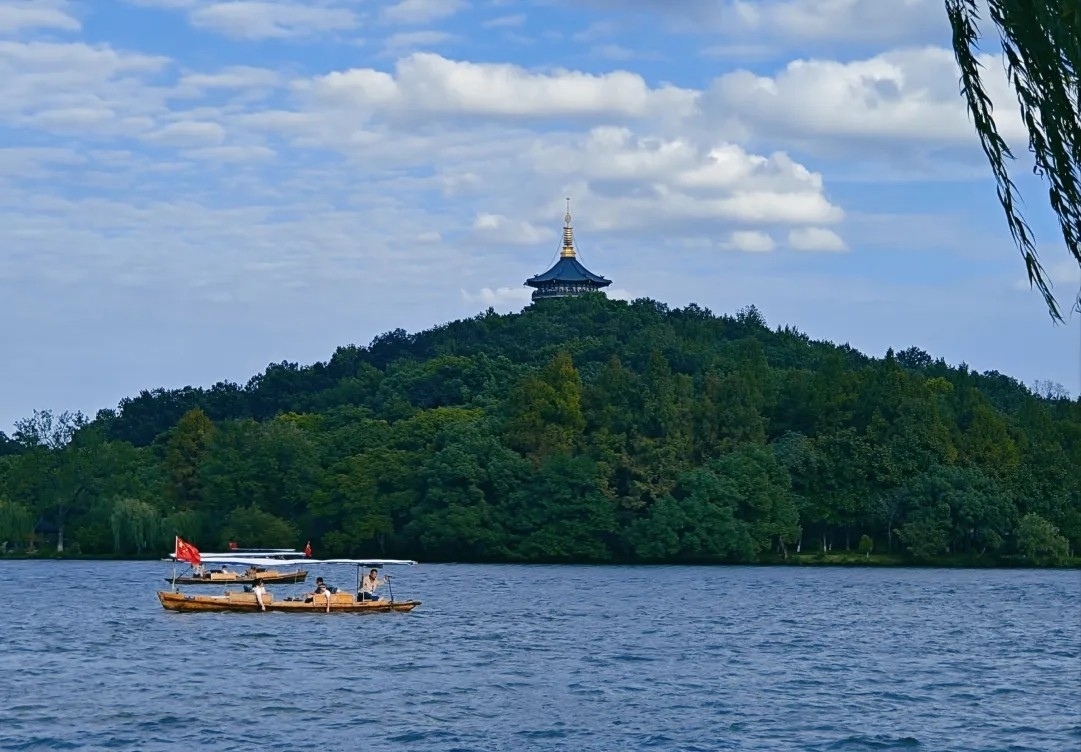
[1,296,1078,566]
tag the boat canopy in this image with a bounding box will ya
[171,556,418,567]
[227,548,296,552]
[169,550,300,561]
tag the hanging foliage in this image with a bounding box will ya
[947,0,1081,319]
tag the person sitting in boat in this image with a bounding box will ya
[252,578,268,612]
[304,577,332,604]
[358,568,388,601]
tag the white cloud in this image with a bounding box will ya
[582,0,944,46]
[383,0,467,25]
[0,41,170,136]
[788,227,847,252]
[0,0,80,33]
[299,53,698,121]
[1050,261,1081,287]
[703,46,1025,150]
[182,144,274,162]
[727,230,775,253]
[472,213,554,245]
[144,120,227,147]
[461,286,532,307]
[123,0,199,7]
[592,44,641,61]
[483,13,525,29]
[175,65,282,95]
[1014,259,1081,292]
[0,40,841,262]
[190,2,357,39]
[382,30,457,55]
[752,0,943,44]
[525,129,842,228]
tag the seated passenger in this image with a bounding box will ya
[252,578,268,612]
[304,577,333,607]
[358,568,387,601]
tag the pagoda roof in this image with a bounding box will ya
[526,256,611,287]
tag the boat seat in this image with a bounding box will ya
[226,591,272,604]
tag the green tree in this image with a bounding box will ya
[0,499,32,550]
[498,454,618,562]
[711,445,800,557]
[503,352,586,459]
[313,448,418,556]
[406,419,529,560]
[628,468,757,562]
[163,408,215,510]
[1016,512,1070,565]
[110,497,161,555]
[218,504,298,549]
[858,534,874,558]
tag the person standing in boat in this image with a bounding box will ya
[252,578,268,612]
[359,568,388,601]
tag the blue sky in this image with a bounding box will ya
[1,0,1079,432]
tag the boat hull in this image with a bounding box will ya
[157,590,419,614]
[165,571,308,586]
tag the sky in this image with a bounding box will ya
[1,0,1080,433]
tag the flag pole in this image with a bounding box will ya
[171,536,178,591]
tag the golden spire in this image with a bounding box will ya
[560,197,576,258]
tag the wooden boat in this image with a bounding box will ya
[157,555,420,615]
[165,566,308,586]
[157,590,420,613]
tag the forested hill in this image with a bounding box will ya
[1,296,1078,566]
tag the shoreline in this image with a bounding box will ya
[2,553,1078,569]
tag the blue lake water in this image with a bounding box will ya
[0,561,1078,751]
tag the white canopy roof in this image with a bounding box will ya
[190,550,300,560]
[171,556,418,567]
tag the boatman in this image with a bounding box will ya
[252,578,268,612]
[359,568,388,601]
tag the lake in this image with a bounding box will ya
[0,561,1078,751]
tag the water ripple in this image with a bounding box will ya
[0,563,1078,751]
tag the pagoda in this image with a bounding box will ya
[525,199,612,302]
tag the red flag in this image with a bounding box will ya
[304,541,312,558]
[175,536,201,565]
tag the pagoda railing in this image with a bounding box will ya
[531,282,606,300]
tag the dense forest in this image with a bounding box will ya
[1,296,1078,566]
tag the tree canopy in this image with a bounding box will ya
[1,296,1077,566]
